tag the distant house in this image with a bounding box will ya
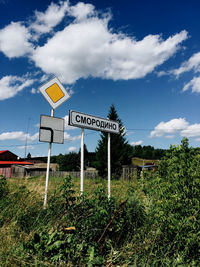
[139,163,158,171]
[0,150,33,178]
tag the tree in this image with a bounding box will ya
[95,104,132,178]
[79,144,89,169]
[57,152,80,171]
[27,152,31,159]
[131,145,166,159]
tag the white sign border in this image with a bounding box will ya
[69,110,120,134]
[39,77,70,110]
[39,114,65,144]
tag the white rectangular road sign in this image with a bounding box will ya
[39,115,64,144]
[69,110,119,134]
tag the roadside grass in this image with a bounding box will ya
[1,175,139,266]
[7,175,134,202]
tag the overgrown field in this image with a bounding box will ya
[0,138,200,266]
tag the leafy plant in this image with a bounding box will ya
[144,138,200,264]
[24,176,146,265]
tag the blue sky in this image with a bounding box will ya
[1,0,200,158]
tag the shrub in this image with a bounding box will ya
[144,138,200,264]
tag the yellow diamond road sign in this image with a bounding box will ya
[39,77,70,109]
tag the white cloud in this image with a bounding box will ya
[0,131,39,141]
[183,76,200,93]
[0,22,33,58]
[130,140,143,146]
[0,76,34,100]
[0,0,188,100]
[18,145,34,150]
[169,52,200,94]
[40,74,50,82]
[156,70,168,77]
[64,132,81,141]
[68,146,77,152]
[165,135,175,139]
[0,1,188,86]
[63,115,76,130]
[181,123,200,137]
[68,2,95,21]
[172,52,200,77]
[30,1,69,36]
[151,118,200,139]
[150,118,188,137]
[31,88,38,94]
[31,7,188,84]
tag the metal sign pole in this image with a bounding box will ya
[80,128,84,195]
[44,108,54,208]
[108,132,111,199]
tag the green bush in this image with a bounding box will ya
[143,138,200,264]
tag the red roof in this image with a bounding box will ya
[0,150,8,154]
[0,161,33,165]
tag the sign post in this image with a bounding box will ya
[39,77,70,208]
[80,128,84,195]
[108,133,111,199]
[44,109,54,208]
[68,110,119,198]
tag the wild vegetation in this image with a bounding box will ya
[0,138,199,266]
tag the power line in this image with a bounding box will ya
[126,128,190,132]
[0,127,195,148]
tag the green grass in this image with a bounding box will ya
[0,175,137,266]
[8,175,133,202]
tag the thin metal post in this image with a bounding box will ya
[80,128,84,195]
[44,109,54,208]
[108,132,111,199]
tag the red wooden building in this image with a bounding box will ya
[0,150,33,178]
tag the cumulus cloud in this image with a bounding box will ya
[180,123,200,137]
[0,22,33,58]
[183,76,200,93]
[32,16,188,84]
[0,131,38,141]
[151,118,200,139]
[150,118,189,137]
[68,2,95,21]
[130,140,143,146]
[167,51,200,93]
[0,76,34,100]
[68,146,77,152]
[64,132,81,141]
[172,52,200,77]
[30,1,69,36]
[0,1,188,93]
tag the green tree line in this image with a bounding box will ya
[28,105,167,176]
